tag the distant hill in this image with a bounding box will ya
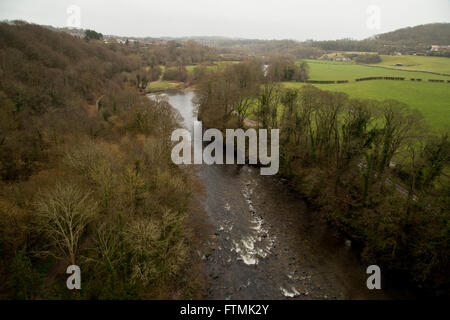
[311,23,450,55]
[156,23,450,54]
[17,21,445,59]
[373,23,450,46]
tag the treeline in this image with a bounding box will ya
[311,23,450,55]
[118,39,216,86]
[193,57,309,128]
[163,65,188,82]
[265,57,309,82]
[155,23,450,59]
[272,87,448,297]
[209,39,323,60]
[109,38,217,68]
[355,76,405,81]
[194,59,264,128]
[0,22,203,299]
[0,21,133,180]
[353,54,382,64]
[84,29,103,41]
[196,69,450,295]
[312,38,378,52]
[375,23,450,49]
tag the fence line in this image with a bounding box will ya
[300,77,450,84]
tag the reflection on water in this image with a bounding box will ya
[149,91,197,130]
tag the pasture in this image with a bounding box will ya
[147,80,182,91]
[283,80,449,132]
[299,59,450,81]
[375,55,450,75]
[287,57,450,132]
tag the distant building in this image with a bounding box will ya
[430,45,450,52]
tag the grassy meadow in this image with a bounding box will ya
[299,59,449,81]
[147,80,183,91]
[169,56,449,132]
[375,55,450,74]
[291,57,450,132]
[284,80,449,132]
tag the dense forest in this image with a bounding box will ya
[0,21,215,299]
[374,23,450,47]
[289,23,450,55]
[195,63,450,296]
[0,20,448,299]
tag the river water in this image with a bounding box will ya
[149,90,392,300]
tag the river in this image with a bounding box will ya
[149,90,392,300]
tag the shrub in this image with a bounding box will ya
[354,54,382,64]
[162,66,188,82]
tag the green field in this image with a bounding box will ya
[283,80,449,132]
[300,59,450,81]
[287,57,450,132]
[320,51,377,60]
[375,55,450,75]
[147,80,182,91]
[187,56,449,132]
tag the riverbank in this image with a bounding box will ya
[151,90,414,299]
[144,81,189,94]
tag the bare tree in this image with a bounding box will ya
[35,183,98,264]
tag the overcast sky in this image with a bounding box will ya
[0,0,449,40]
